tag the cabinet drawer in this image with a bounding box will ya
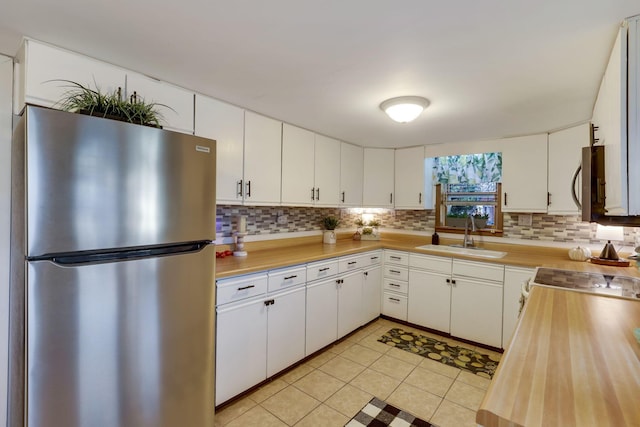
[384,265,409,281]
[383,278,408,294]
[452,259,504,283]
[384,250,409,266]
[216,273,268,305]
[382,292,408,321]
[307,259,339,282]
[268,266,306,292]
[339,255,362,272]
[409,253,452,274]
[359,250,382,266]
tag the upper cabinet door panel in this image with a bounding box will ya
[195,95,245,204]
[363,148,394,208]
[547,123,588,215]
[18,40,127,114]
[244,111,282,205]
[126,73,194,134]
[314,135,341,207]
[340,142,363,206]
[395,146,427,209]
[281,124,315,206]
[500,134,548,213]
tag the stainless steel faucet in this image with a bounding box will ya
[463,214,476,248]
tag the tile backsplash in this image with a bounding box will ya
[216,205,639,246]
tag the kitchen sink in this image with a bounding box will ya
[415,244,507,259]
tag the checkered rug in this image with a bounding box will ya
[345,397,433,427]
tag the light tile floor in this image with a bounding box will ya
[214,318,502,427]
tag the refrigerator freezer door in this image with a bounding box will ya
[19,106,216,257]
[26,244,215,427]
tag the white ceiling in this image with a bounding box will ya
[1,1,638,148]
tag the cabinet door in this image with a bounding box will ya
[408,270,451,333]
[281,124,315,206]
[215,298,267,405]
[337,270,363,338]
[17,40,126,114]
[306,279,338,355]
[547,124,588,215]
[244,111,282,205]
[340,142,363,206]
[363,148,394,207]
[314,135,341,206]
[126,73,194,134]
[502,267,534,349]
[500,134,548,212]
[450,277,503,348]
[194,95,244,204]
[362,265,382,323]
[395,146,427,209]
[266,286,306,377]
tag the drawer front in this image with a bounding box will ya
[384,265,409,281]
[409,253,452,274]
[217,273,268,305]
[268,266,307,292]
[384,250,409,266]
[382,292,408,321]
[339,255,361,272]
[359,250,382,267]
[452,259,504,282]
[307,259,339,282]
[383,278,408,294]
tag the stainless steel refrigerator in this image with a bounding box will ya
[8,105,216,427]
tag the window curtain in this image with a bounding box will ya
[432,152,502,184]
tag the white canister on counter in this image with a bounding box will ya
[568,246,592,261]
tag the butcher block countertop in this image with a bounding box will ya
[477,286,640,427]
[215,232,639,279]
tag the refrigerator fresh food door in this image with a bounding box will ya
[26,244,215,427]
[20,106,216,257]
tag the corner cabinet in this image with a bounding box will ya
[500,134,548,213]
[194,95,245,204]
[395,146,428,209]
[363,148,394,207]
[243,111,282,205]
[340,142,364,206]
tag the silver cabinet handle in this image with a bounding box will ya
[389,297,400,302]
[390,256,401,260]
[316,188,320,201]
[237,180,243,197]
[389,283,400,287]
[311,187,315,201]
[419,192,422,204]
[389,269,401,274]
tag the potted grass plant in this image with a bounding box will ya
[52,79,168,127]
[321,216,340,244]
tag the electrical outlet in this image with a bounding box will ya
[518,214,533,226]
[277,215,288,224]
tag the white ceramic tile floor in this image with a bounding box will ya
[214,319,497,427]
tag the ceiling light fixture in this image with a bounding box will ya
[380,96,430,123]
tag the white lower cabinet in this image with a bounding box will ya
[450,276,503,348]
[362,265,382,323]
[502,266,535,349]
[338,270,364,338]
[306,277,339,355]
[382,292,408,320]
[382,250,409,321]
[266,286,306,377]
[216,296,267,405]
[408,269,451,332]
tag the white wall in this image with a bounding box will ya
[0,54,12,427]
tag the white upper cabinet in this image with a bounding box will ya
[314,135,341,207]
[194,95,245,204]
[547,123,589,215]
[363,148,394,208]
[281,124,315,206]
[630,16,640,215]
[395,146,427,209]
[500,134,548,212]
[14,40,126,114]
[126,74,194,134]
[244,111,282,205]
[340,142,363,206]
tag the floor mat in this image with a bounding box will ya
[378,327,499,379]
[345,397,433,427]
